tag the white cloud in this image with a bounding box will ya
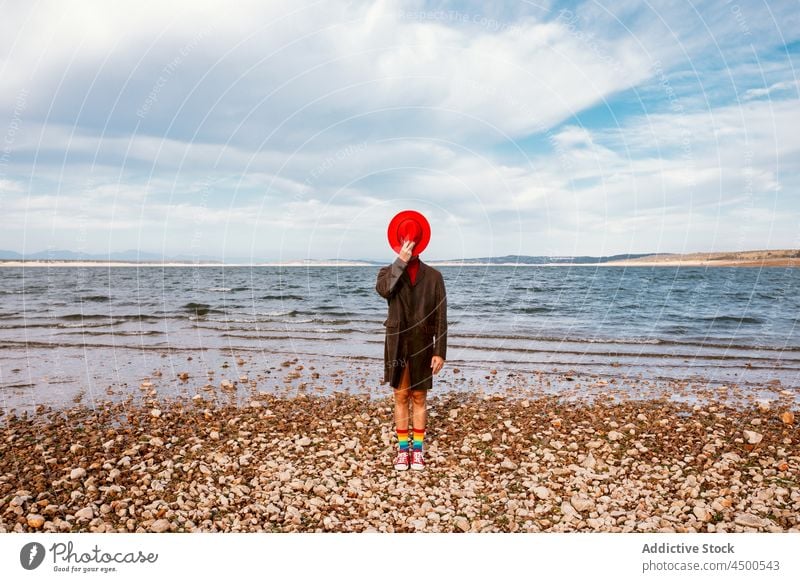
[743,80,800,101]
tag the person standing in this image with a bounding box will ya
[376,211,447,471]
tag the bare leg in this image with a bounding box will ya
[393,365,411,431]
[410,389,427,432]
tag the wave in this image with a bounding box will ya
[296,309,352,317]
[80,295,110,302]
[700,315,764,324]
[57,330,164,336]
[256,309,300,317]
[182,302,225,316]
[312,328,356,334]
[513,306,553,314]
[57,321,120,329]
[60,313,113,321]
[114,314,163,321]
[220,332,343,341]
[58,312,165,322]
[0,321,122,329]
[261,294,305,301]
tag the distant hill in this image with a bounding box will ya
[602,249,800,267]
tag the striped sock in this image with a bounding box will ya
[397,428,409,451]
[412,427,425,451]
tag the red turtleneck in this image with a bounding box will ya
[407,255,420,285]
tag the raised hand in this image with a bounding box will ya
[398,239,415,263]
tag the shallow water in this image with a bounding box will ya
[1,265,798,411]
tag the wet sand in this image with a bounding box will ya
[2,368,798,533]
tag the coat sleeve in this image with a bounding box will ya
[433,272,447,359]
[375,257,407,299]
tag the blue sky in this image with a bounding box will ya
[0,0,798,261]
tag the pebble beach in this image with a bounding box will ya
[2,365,798,534]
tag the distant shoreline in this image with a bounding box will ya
[1,249,798,268]
[1,261,797,268]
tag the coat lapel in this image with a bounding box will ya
[416,260,427,285]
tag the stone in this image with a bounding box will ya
[75,506,94,521]
[70,467,86,480]
[533,487,551,500]
[743,430,763,444]
[150,519,170,533]
[500,459,518,470]
[454,517,470,532]
[297,436,312,447]
[570,494,595,512]
[480,432,493,442]
[150,408,162,418]
[561,501,579,518]
[608,431,623,441]
[735,513,766,528]
[693,505,711,522]
[26,514,45,529]
[781,411,795,425]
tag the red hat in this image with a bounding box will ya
[387,210,431,255]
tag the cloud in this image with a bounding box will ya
[743,80,800,101]
[0,0,798,259]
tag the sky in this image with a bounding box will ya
[0,0,798,262]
